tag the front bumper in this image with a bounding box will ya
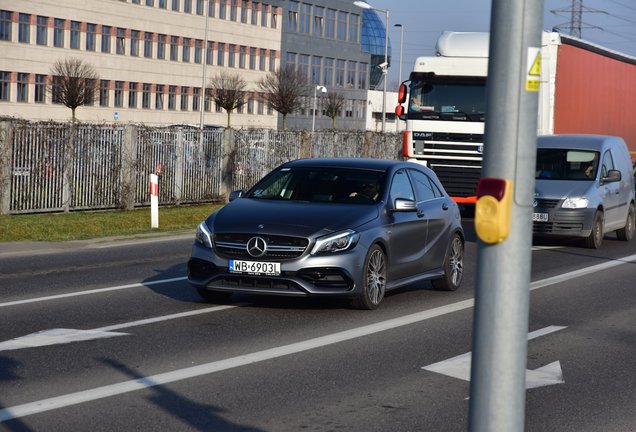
[533,206,597,238]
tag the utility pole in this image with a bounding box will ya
[468,0,544,430]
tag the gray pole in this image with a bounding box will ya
[468,0,544,431]
[381,9,389,133]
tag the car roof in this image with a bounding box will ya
[537,134,625,151]
[281,158,409,171]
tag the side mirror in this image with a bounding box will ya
[397,82,407,104]
[601,169,621,184]
[229,190,245,201]
[391,198,417,212]
[395,104,406,121]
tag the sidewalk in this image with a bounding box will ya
[0,230,195,258]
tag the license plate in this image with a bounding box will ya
[532,212,549,222]
[229,260,281,276]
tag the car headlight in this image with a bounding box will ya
[311,230,360,255]
[195,222,213,249]
[562,197,589,209]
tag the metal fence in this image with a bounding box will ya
[0,121,402,214]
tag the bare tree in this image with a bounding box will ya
[49,58,99,124]
[258,66,309,130]
[208,71,247,128]
[324,92,345,129]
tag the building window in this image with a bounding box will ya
[142,83,151,108]
[35,74,46,103]
[271,6,277,28]
[116,28,126,54]
[240,0,247,23]
[247,93,254,114]
[335,59,345,87]
[0,10,12,41]
[51,76,63,104]
[144,32,153,57]
[101,26,111,53]
[217,42,225,66]
[206,41,213,65]
[86,23,97,51]
[100,80,110,107]
[299,54,310,79]
[313,6,324,36]
[208,0,215,17]
[196,0,203,15]
[286,52,296,70]
[170,36,179,61]
[358,62,367,89]
[205,91,212,112]
[71,21,81,49]
[193,87,200,111]
[251,3,258,25]
[215,99,222,112]
[17,73,28,102]
[180,87,189,110]
[157,34,166,59]
[19,14,30,44]
[159,0,167,8]
[168,85,176,110]
[194,39,202,63]
[325,9,335,38]
[54,18,64,47]
[228,44,236,67]
[130,30,140,56]
[146,0,155,5]
[230,0,237,21]
[269,50,276,72]
[261,5,268,26]
[249,47,256,70]
[288,1,298,32]
[172,0,180,11]
[182,37,190,62]
[259,48,266,71]
[114,81,123,107]
[347,60,356,88]
[239,46,246,69]
[311,56,322,85]
[299,3,311,34]
[337,11,347,41]
[155,84,164,109]
[349,14,359,42]
[184,0,192,13]
[128,82,138,108]
[1,71,10,100]
[219,0,226,19]
[132,0,140,4]
[257,94,264,114]
[36,16,47,45]
[323,57,334,86]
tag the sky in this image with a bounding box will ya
[363,0,636,88]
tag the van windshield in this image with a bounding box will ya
[536,149,600,180]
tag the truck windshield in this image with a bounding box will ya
[408,77,486,121]
[536,149,600,180]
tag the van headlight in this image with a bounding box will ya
[562,197,589,209]
[311,230,360,255]
[195,222,213,249]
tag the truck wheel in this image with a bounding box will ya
[584,211,604,249]
[616,203,635,241]
[350,245,386,310]
[432,233,464,291]
[196,287,232,303]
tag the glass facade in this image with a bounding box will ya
[360,9,391,90]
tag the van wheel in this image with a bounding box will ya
[584,211,604,249]
[616,203,635,241]
[432,233,464,291]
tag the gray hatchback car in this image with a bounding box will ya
[188,158,464,309]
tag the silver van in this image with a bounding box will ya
[533,134,636,248]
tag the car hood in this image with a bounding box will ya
[535,179,592,200]
[209,198,380,237]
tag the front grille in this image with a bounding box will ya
[214,233,309,260]
[208,274,304,293]
[429,164,482,198]
[535,199,561,209]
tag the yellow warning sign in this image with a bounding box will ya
[526,47,541,92]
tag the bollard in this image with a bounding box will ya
[150,173,159,229]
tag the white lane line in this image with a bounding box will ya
[1,253,636,421]
[0,277,187,308]
[90,234,194,249]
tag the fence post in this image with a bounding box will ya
[174,128,184,205]
[0,121,13,215]
[363,131,373,159]
[300,129,311,158]
[220,128,235,202]
[120,125,137,210]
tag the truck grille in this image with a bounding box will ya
[429,164,482,198]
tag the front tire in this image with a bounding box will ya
[350,244,386,310]
[616,203,635,241]
[584,211,604,249]
[432,233,464,291]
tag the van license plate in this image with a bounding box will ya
[532,212,549,222]
[229,260,280,276]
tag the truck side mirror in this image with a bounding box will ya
[395,105,406,121]
[397,82,407,104]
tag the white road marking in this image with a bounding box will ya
[0,277,187,308]
[422,326,566,389]
[1,254,636,421]
[0,329,128,351]
[90,234,194,249]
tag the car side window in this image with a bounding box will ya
[408,169,438,201]
[601,151,615,178]
[389,169,415,203]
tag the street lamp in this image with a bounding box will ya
[312,85,327,133]
[354,1,389,133]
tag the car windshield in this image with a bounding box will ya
[536,149,600,180]
[247,167,385,204]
